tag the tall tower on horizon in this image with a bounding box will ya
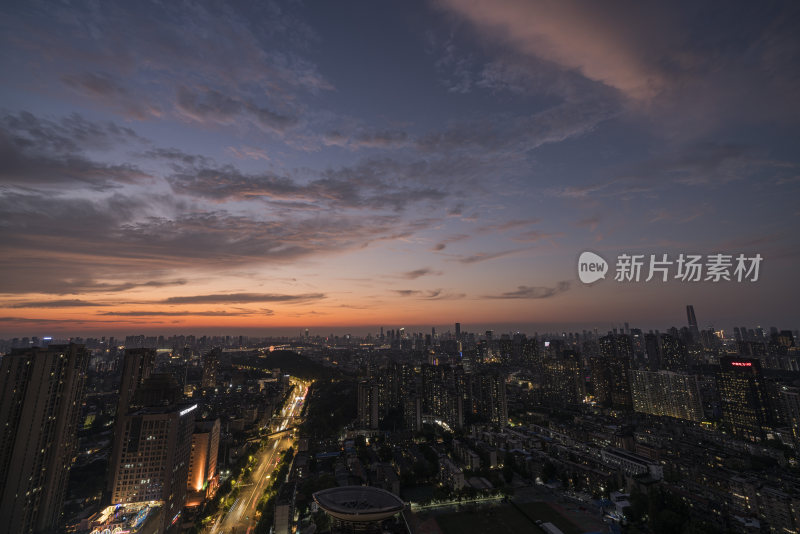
[687,304,701,343]
[687,305,698,329]
[0,343,88,533]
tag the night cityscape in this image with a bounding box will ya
[2,1,800,534]
[1,316,800,534]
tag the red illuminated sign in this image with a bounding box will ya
[730,361,752,367]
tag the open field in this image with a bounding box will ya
[436,504,536,534]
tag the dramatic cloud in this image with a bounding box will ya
[61,72,159,119]
[0,111,143,152]
[1,1,332,122]
[98,310,254,317]
[431,234,471,252]
[0,112,149,188]
[438,0,674,100]
[391,289,465,300]
[143,147,213,168]
[1,1,798,333]
[456,248,528,265]
[10,299,109,308]
[438,0,800,128]
[166,165,301,202]
[485,281,571,299]
[64,279,189,294]
[161,293,325,305]
[176,86,297,133]
[0,189,438,294]
[323,129,409,149]
[400,268,442,280]
[166,157,451,211]
[416,98,616,154]
[0,316,94,325]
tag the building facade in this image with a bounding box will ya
[0,343,88,533]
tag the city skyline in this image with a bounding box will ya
[0,313,793,342]
[2,1,799,336]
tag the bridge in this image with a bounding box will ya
[246,426,298,443]
[264,426,298,438]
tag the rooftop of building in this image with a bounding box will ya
[313,486,404,522]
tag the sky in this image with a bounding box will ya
[1,0,799,337]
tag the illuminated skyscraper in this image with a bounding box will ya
[357,380,380,429]
[717,357,772,441]
[659,333,688,371]
[0,344,88,533]
[542,352,584,406]
[781,386,800,441]
[186,418,221,506]
[108,374,195,531]
[201,347,220,389]
[599,334,633,410]
[521,337,541,368]
[467,370,507,427]
[420,364,464,429]
[630,370,704,422]
[590,355,612,406]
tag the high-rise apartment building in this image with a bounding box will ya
[186,418,221,506]
[590,354,612,405]
[357,380,380,429]
[420,364,466,430]
[718,357,772,441]
[467,370,507,427]
[644,333,661,370]
[630,370,704,422]
[0,343,88,533]
[107,373,195,531]
[201,347,220,389]
[107,348,155,501]
[542,352,584,406]
[599,334,633,410]
[116,348,156,415]
[660,333,688,371]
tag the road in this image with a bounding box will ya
[208,378,309,534]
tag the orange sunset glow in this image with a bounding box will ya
[1,0,798,337]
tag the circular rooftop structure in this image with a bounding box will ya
[313,486,405,523]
